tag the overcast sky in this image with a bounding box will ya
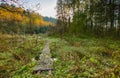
[24,0,57,18]
[40,0,57,18]
[0,0,57,17]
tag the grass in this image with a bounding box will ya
[0,34,120,78]
[48,35,120,78]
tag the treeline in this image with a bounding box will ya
[0,3,53,34]
[56,0,120,37]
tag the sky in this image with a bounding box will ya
[0,0,57,18]
[24,0,57,18]
[39,0,57,18]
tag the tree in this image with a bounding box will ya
[56,0,120,37]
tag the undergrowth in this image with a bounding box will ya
[0,34,120,78]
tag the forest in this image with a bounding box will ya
[0,2,55,34]
[0,0,120,78]
[55,0,120,38]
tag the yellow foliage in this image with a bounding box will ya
[16,7,24,14]
[21,16,30,25]
[0,5,53,27]
[34,19,40,26]
[13,13,22,21]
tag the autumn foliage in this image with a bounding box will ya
[0,4,52,34]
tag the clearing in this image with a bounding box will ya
[0,34,120,78]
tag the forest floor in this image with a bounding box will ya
[0,34,120,78]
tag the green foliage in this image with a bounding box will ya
[0,34,44,77]
[47,35,120,77]
[0,34,120,77]
[56,0,120,38]
[70,12,86,33]
[35,26,51,34]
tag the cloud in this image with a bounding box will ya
[38,0,57,18]
[22,0,57,18]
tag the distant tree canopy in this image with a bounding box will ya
[56,0,120,37]
[0,3,53,34]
